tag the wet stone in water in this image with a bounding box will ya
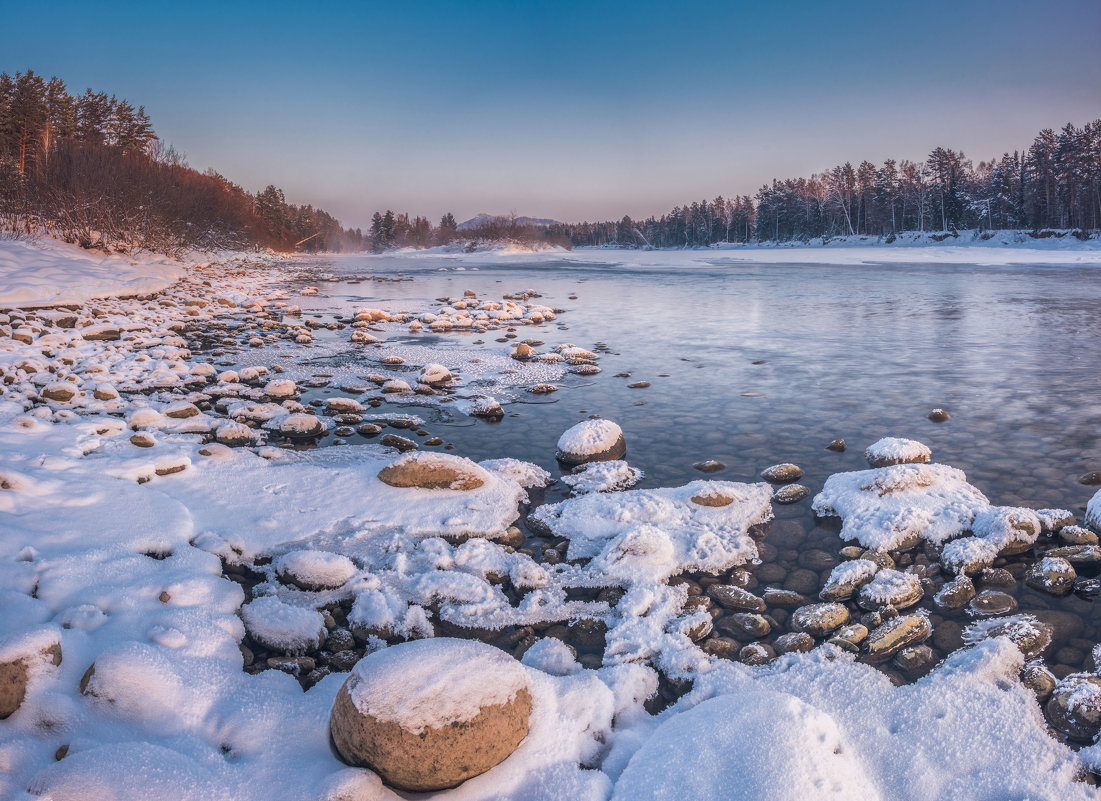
[969,590,1018,617]
[772,484,809,504]
[864,615,931,664]
[1024,557,1077,596]
[761,463,803,483]
[791,603,850,637]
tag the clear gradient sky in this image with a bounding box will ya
[4,0,1099,229]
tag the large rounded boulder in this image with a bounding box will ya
[330,638,532,791]
[556,419,626,465]
[377,452,489,491]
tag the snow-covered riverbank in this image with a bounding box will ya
[2,240,1101,800]
[0,237,186,308]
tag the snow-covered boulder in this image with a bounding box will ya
[279,413,325,439]
[381,379,410,394]
[330,638,532,791]
[275,550,358,591]
[264,379,297,399]
[1085,488,1101,533]
[812,463,989,551]
[377,452,490,491]
[418,363,452,386]
[532,480,772,583]
[972,506,1041,555]
[325,397,363,415]
[556,419,626,465]
[0,627,62,718]
[864,437,932,468]
[39,382,78,403]
[240,596,326,654]
[470,397,503,419]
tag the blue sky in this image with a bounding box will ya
[4,0,1099,228]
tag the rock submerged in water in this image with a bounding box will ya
[771,484,809,504]
[864,614,931,663]
[1046,673,1101,741]
[330,638,532,791]
[1024,557,1076,596]
[556,419,626,465]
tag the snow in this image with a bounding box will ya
[532,480,773,581]
[858,568,921,606]
[344,638,529,733]
[812,462,990,551]
[0,236,184,307]
[607,640,1092,801]
[1086,488,1101,533]
[611,689,882,801]
[561,460,642,494]
[240,595,326,653]
[274,549,358,589]
[521,637,582,676]
[0,242,1096,800]
[556,419,623,457]
[864,436,931,466]
[371,231,1101,270]
[971,506,1041,550]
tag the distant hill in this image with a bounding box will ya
[457,213,561,231]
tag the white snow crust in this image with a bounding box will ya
[556,419,623,456]
[0,236,184,307]
[812,462,990,550]
[345,638,528,733]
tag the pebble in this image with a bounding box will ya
[968,590,1018,617]
[894,644,937,673]
[772,484,809,504]
[706,584,766,613]
[739,643,774,665]
[774,632,814,654]
[380,434,417,452]
[933,575,975,611]
[1046,674,1101,741]
[791,603,850,636]
[761,463,803,482]
[693,460,726,473]
[825,439,847,452]
[864,615,931,663]
[761,588,808,607]
[1024,557,1077,596]
[716,613,771,640]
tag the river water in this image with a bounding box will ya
[238,249,1101,680]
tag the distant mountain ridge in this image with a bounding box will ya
[457,213,561,230]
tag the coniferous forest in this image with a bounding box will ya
[548,119,1101,248]
[0,70,366,254]
[1,69,1097,254]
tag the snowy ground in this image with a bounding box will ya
[1,236,1101,800]
[0,237,185,307]
[392,228,1101,268]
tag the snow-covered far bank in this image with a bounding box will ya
[0,236,186,308]
[361,228,1101,268]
